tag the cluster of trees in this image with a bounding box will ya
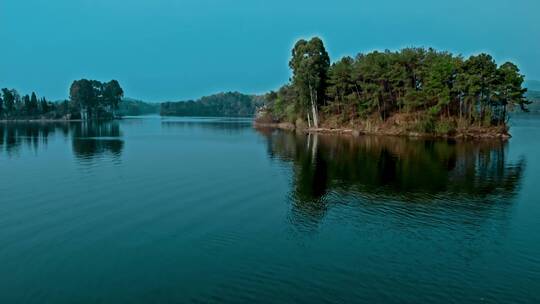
[265,37,530,131]
[69,79,124,119]
[161,92,264,117]
[1,79,124,120]
[0,89,57,119]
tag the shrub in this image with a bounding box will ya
[413,115,435,133]
[434,119,456,135]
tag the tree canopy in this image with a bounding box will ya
[288,37,330,127]
[69,79,124,119]
[263,38,530,134]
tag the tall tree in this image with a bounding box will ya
[103,80,124,116]
[496,62,529,120]
[289,37,330,128]
[23,94,31,115]
[70,79,95,120]
[30,92,39,115]
[40,97,49,113]
[327,56,354,115]
[420,50,459,117]
[1,88,15,114]
[458,54,498,122]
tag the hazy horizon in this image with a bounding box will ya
[1,0,539,101]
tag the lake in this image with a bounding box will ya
[1,115,539,303]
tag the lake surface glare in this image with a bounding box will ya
[1,116,539,303]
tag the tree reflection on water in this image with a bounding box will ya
[0,121,123,161]
[256,128,526,230]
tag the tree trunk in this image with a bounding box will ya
[502,103,507,125]
[309,83,319,128]
[311,102,319,128]
[459,96,462,120]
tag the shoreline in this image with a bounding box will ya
[253,122,511,140]
[0,118,122,123]
[0,116,511,140]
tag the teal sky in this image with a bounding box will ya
[1,0,539,101]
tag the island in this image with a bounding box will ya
[255,37,530,138]
[0,79,124,121]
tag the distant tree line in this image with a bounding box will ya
[117,98,160,116]
[161,92,264,117]
[0,89,57,119]
[525,90,540,112]
[263,37,530,133]
[0,79,123,120]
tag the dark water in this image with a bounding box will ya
[1,116,539,303]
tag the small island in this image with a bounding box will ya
[256,37,530,139]
[0,79,124,121]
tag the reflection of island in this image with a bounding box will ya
[256,128,526,228]
[0,123,69,155]
[71,122,123,160]
[0,121,123,160]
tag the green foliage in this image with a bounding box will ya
[265,38,528,131]
[160,92,263,117]
[327,56,356,116]
[264,85,299,122]
[413,115,436,133]
[69,79,124,119]
[434,119,456,135]
[103,80,124,111]
[289,37,330,111]
[288,37,330,127]
[29,92,39,114]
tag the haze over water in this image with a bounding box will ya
[1,116,539,303]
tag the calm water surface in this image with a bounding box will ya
[1,116,539,303]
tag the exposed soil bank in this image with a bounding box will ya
[254,119,511,140]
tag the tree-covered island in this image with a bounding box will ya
[0,79,124,121]
[256,37,530,138]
